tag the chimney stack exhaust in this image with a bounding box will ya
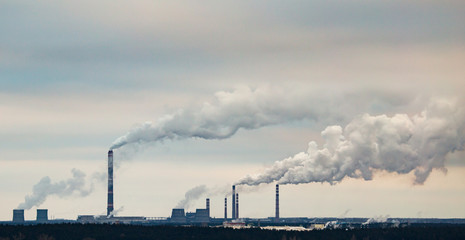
[235,193,239,219]
[275,184,279,221]
[107,150,114,216]
[206,198,210,217]
[224,197,227,219]
[232,185,236,219]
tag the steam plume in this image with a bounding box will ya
[110,86,410,150]
[18,169,95,210]
[107,206,125,218]
[237,99,465,185]
[175,184,235,209]
[363,215,390,225]
[175,185,208,209]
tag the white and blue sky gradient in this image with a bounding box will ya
[1,0,465,220]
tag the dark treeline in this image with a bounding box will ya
[1,224,465,240]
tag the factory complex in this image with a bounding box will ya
[4,150,465,229]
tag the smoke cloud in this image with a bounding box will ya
[110,86,412,150]
[107,206,125,218]
[18,169,95,210]
[363,215,390,225]
[237,99,465,186]
[175,185,208,209]
[175,184,236,210]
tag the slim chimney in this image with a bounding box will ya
[206,198,210,217]
[275,184,279,221]
[107,150,114,216]
[235,193,239,219]
[224,197,227,219]
[232,185,236,219]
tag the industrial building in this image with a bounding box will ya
[5,150,460,228]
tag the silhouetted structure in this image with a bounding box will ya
[107,150,114,216]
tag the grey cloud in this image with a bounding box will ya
[175,185,208,209]
[17,169,97,210]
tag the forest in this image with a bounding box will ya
[1,224,465,240]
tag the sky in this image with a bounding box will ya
[1,0,465,221]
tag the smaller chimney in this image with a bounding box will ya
[224,197,227,219]
[275,184,279,221]
[206,198,210,217]
[232,185,236,219]
[235,193,239,219]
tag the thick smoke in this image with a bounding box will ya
[110,86,411,150]
[18,169,95,210]
[237,99,465,186]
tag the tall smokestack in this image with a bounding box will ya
[232,185,236,219]
[224,198,227,219]
[275,184,279,221]
[235,193,239,219]
[107,150,114,216]
[206,198,210,217]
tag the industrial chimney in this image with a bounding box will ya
[206,198,210,217]
[224,197,227,219]
[275,184,279,221]
[107,150,114,216]
[235,193,239,219]
[232,185,236,219]
[12,209,24,223]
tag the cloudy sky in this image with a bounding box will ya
[1,0,465,221]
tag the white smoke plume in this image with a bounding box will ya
[17,169,95,210]
[237,99,465,186]
[175,184,238,210]
[363,215,390,225]
[110,86,412,150]
[107,206,125,218]
[175,185,208,209]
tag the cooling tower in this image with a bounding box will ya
[37,209,48,222]
[107,150,114,216]
[13,209,24,223]
[171,208,186,223]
